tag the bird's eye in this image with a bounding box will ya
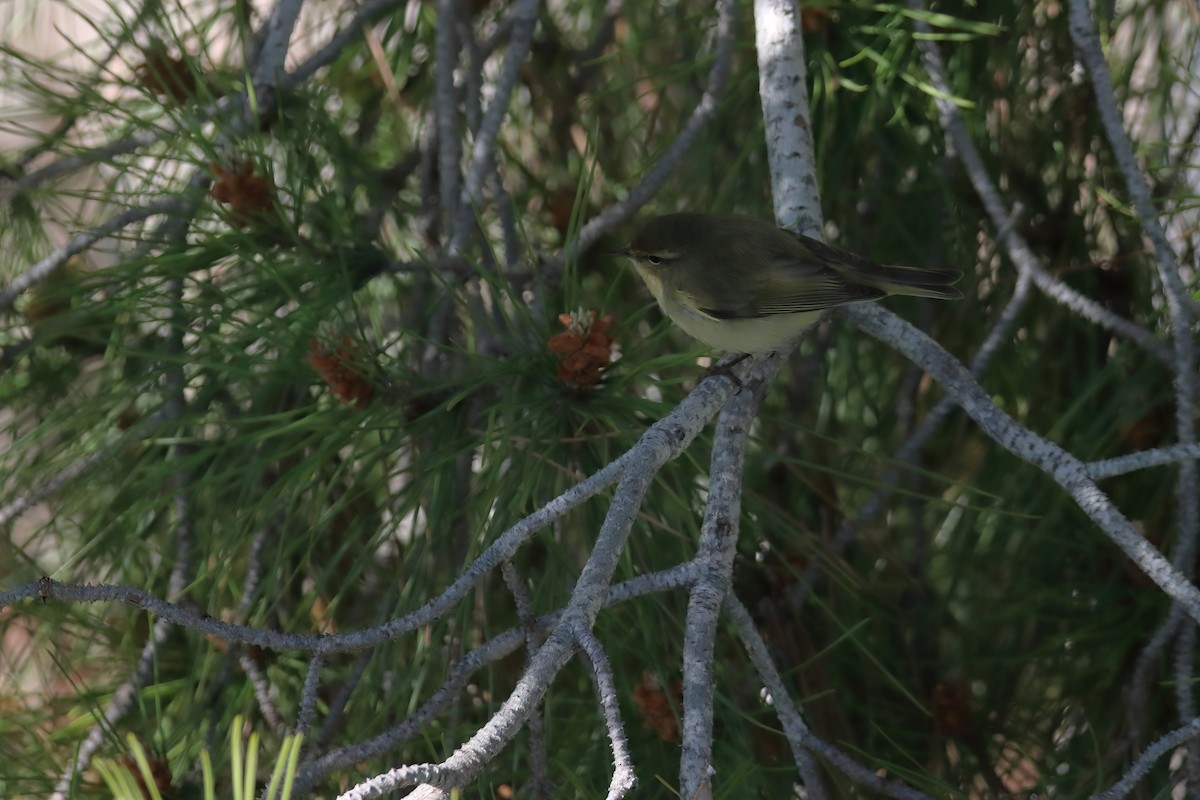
[646,255,663,266]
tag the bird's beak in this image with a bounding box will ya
[608,245,632,257]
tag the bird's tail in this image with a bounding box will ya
[875,264,964,300]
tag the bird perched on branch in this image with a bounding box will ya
[617,212,963,356]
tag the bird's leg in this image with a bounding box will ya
[702,352,752,389]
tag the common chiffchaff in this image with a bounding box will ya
[618,213,963,355]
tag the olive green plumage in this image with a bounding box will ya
[619,212,963,354]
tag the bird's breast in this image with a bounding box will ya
[634,265,667,304]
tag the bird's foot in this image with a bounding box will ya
[702,353,752,390]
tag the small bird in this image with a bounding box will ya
[618,212,963,355]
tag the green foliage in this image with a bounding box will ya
[0,0,1194,797]
[95,716,300,800]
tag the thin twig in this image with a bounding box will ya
[2,377,741,653]
[241,652,288,733]
[49,303,194,798]
[557,0,738,264]
[1125,606,1184,752]
[725,596,927,799]
[842,302,1200,623]
[1089,716,1200,800]
[0,199,183,313]
[249,0,309,121]
[391,381,736,796]
[577,628,637,800]
[296,653,324,736]
[907,0,1173,367]
[453,0,538,250]
[0,410,161,527]
[790,271,1035,611]
[3,128,171,196]
[501,560,551,797]
[1088,444,1200,480]
[435,0,462,237]
[678,363,765,798]
[292,563,701,794]
[1067,4,1200,782]
[5,455,626,650]
[286,0,413,86]
[310,652,372,753]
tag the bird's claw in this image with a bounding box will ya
[702,353,752,390]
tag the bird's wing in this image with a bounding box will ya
[748,254,886,316]
[680,257,775,321]
[791,233,962,298]
[682,228,897,320]
[791,233,887,274]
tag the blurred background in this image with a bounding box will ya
[1,0,1196,797]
